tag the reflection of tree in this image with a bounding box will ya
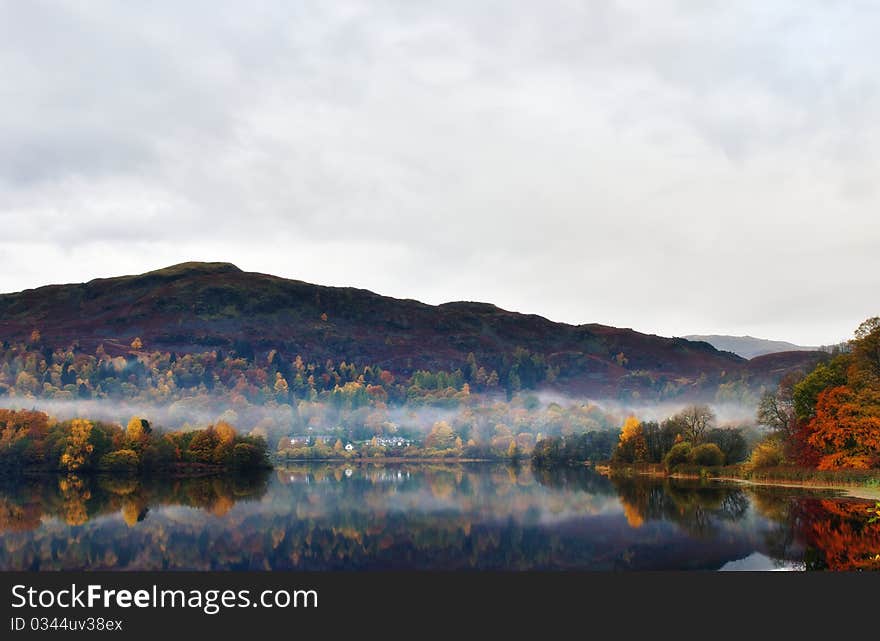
[3,465,879,571]
[795,499,880,571]
[748,488,802,563]
[58,475,91,526]
[426,470,459,500]
[610,477,750,538]
[121,500,149,527]
[532,467,616,495]
[0,471,270,533]
[719,492,749,521]
[0,496,42,532]
[622,502,644,528]
[100,477,139,496]
[747,489,880,570]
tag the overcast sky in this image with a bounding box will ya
[1,1,877,345]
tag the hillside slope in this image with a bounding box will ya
[0,262,818,397]
[684,334,819,359]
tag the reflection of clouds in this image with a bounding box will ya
[2,467,877,570]
[275,464,625,524]
[719,552,805,572]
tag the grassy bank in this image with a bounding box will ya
[711,465,880,500]
[605,461,880,499]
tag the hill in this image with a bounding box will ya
[0,262,822,399]
[683,334,819,359]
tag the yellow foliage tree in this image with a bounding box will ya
[426,421,456,450]
[60,419,94,472]
[126,416,150,441]
[274,373,289,397]
[333,439,344,452]
[214,421,237,444]
[616,415,648,463]
[619,416,642,444]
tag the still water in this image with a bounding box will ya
[0,464,877,571]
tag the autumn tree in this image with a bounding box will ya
[425,421,456,450]
[60,419,95,472]
[187,429,220,464]
[614,416,648,463]
[807,385,880,469]
[130,337,143,350]
[126,417,152,441]
[273,373,290,401]
[205,423,235,465]
[214,421,237,444]
[793,317,880,469]
[0,409,51,468]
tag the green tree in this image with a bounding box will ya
[706,428,748,464]
[689,443,724,466]
[664,442,692,470]
[851,316,880,380]
[792,360,847,421]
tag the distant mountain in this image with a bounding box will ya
[683,334,819,359]
[0,262,823,399]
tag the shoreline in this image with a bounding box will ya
[275,457,498,464]
[603,463,880,501]
[709,476,880,501]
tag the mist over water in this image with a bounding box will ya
[2,394,762,439]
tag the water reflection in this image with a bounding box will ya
[0,465,876,571]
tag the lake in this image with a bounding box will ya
[0,463,877,570]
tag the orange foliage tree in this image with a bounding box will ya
[807,385,880,469]
[614,416,648,463]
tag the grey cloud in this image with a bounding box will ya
[0,1,878,345]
